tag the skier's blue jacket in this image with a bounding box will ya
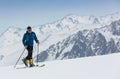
[22,31,39,46]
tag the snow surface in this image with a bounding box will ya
[0,53,120,79]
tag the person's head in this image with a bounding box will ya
[27,26,32,33]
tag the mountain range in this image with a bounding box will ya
[0,12,120,66]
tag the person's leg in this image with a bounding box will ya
[22,46,30,67]
[27,46,35,67]
[29,46,33,59]
[26,46,33,59]
[23,46,32,67]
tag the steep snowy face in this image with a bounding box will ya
[109,20,120,35]
[100,19,120,35]
[37,19,120,62]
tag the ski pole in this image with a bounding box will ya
[36,44,39,66]
[14,48,26,68]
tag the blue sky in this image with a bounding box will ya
[0,0,120,34]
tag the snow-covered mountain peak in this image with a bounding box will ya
[100,12,120,25]
[61,12,120,26]
[61,14,99,25]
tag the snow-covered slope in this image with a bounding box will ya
[0,53,120,79]
[0,12,120,66]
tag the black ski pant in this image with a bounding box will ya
[26,46,33,60]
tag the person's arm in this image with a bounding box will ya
[22,34,27,46]
[34,32,39,44]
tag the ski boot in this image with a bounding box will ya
[29,59,35,67]
[22,58,28,67]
